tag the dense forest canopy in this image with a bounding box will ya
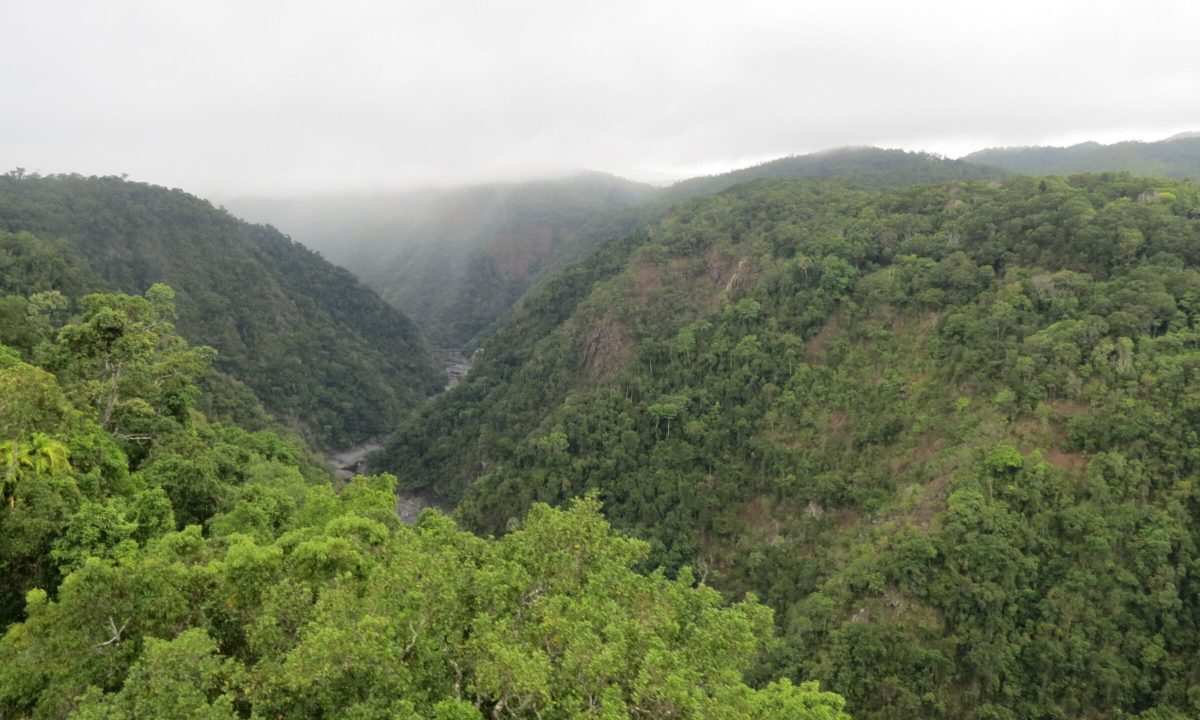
[0,285,843,719]
[10,141,1200,719]
[7,0,1199,713]
[0,174,443,448]
[378,172,1200,719]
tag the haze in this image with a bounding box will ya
[3,0,1198,197]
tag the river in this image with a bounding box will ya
[324,349,473,523]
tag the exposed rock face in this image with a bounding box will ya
[443,350,475,391]
[581,316,630,378]
[328,438,386,481]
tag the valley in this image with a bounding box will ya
[325,349,472,521]
[7,2,1196,716]
[327,436,386,481]
[5,138,1200,720]
[372,168,1200,719]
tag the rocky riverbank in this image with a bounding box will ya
[443,349,473,390]
[325,349,473,521]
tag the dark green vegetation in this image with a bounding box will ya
[0,174,443,448]
[230,172,657,347]
[380,172,1200,719]
[0,286,847,719]
[965,134,1200,181]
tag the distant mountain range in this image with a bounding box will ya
[964,133,1200,179]
[225,133,1199,353]
[659,146,1005,199]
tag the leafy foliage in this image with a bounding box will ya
[0,286,837,719]
[0,174,443,447]
[380,172,1200,719]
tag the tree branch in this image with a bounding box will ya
[93,616,128,648]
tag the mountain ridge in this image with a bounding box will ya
[0,173,443,448]
[963,134,1200,179]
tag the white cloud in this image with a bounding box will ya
[2,0,1197,196]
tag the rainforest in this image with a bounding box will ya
[4,147,1200,719]
[17,0,1200,715]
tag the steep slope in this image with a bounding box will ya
[964,134,1200,180]
[0,174,443,448]
[0,286,848,720]
[377,173,1200,719]
[229,172,657,347]
[232,150,1001,350]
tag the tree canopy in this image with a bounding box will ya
[379,172,1200,719]
[0,284,841,719]
[0,175,443,448]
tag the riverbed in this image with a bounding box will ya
[324,349,473,522]
[327,437,385,481]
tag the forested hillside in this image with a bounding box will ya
[231,150,1006,350]
[379,172,1200,719]
[964,134,1200,180]
[0,285,846,719]
[0,174,443,447]
[230,173,656,347]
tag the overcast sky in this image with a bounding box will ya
[3,0,1199,197]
